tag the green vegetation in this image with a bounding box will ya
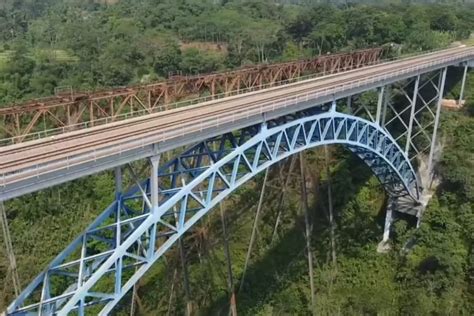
[0,0,473,315]
[0,0,473,104]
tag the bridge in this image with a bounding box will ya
[1,46,473,315]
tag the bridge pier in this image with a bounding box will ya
[377,200,394,253]
[382,206,393,244]
[378,196,423,253]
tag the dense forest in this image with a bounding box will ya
[0,0,473,315]
[0,0,474,104]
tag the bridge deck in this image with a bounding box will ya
[1,46,474,200]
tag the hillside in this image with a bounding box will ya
[0,1,473,314]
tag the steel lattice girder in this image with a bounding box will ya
[0,48,383,143]
[7,110,419,315]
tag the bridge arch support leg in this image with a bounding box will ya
[8,111,421,315]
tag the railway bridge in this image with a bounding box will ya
[1,46,473,315]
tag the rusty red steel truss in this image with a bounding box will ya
[0,47,384,144]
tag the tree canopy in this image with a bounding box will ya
[0,1,473,315]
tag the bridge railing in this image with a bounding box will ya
[0,46,468,147]
[2,49,473,187]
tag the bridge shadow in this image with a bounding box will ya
[203,148,391,315]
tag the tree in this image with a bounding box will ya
[246,19,281,62]
[179,47,224,74]
[138,31,181,77]
[308,21,345,55]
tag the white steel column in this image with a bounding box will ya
[428,68,447,179]
[239,168,269,293]
[381,85,390,128]
[405,75,420,154]
[148,155,160,260]
[382,199,395,245]
[378,198,396,253]
[459,64,468,105]
[150,156,160,211]
[0,201,21,296]
[375,86,385,125]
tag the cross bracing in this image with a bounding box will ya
[349,69,448,162]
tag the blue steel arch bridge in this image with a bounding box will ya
[0,46,473,315]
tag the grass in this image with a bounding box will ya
[29,49,80,63]
[0,48,79,69]
[462,39,474,46]
[461,34,474,46]
[0,50,14,70]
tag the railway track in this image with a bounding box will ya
[1,46,473,177]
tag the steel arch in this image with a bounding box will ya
[8,110,420,315]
